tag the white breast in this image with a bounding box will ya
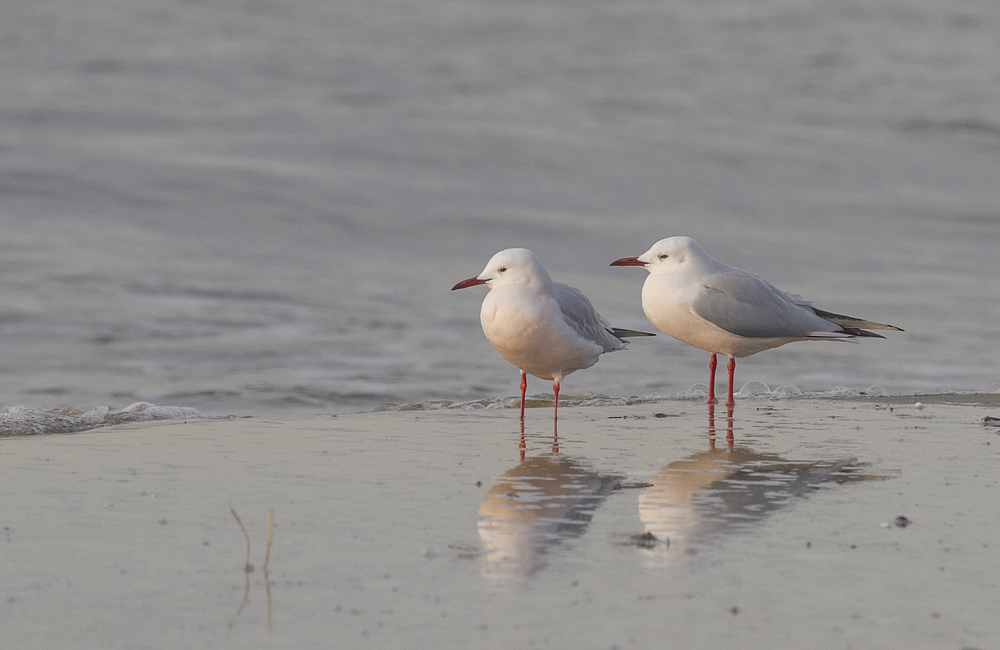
[480,285,604,380]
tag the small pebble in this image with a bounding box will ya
[894,516,912,528]
[914,402,924,410]
[631,532,658,548]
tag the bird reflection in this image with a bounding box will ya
[707,402,734,447]
[518,415,559,459]
[636,410,888,565]
[478,407,891,577]
[478,424,620,578]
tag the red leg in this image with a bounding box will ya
[707,353,718,404]
[726,356,736,407]
[552,380,561,421]
[519,372,527,420]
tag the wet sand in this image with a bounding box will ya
[841,392,1000,407]
[1,396,998,649]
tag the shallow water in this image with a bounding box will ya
[1,0,998,421]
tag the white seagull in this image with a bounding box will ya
[452,248,653,420]
[611,237,902,406]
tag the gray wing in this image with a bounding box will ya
[691,271,840,339]
[552,282,625,352]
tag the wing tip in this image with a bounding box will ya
[609,327,656,340]
[811,308,904,333]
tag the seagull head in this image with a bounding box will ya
[451,248,552,291]
[611,236,703,274]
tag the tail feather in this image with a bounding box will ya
[843,328,887,339]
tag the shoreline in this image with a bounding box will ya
[2,390,997,439]
[371,390,1000,415]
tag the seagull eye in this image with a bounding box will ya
[659,254,669,260]
[498,267,507,272]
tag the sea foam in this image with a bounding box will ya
[0,402,204,437]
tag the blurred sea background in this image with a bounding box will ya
[1,0,998,420]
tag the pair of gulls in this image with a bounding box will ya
[452,236,902,418]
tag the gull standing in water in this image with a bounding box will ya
[611,237,902,407]
[453,248,653,420]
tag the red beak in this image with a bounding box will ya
[451,277,488,291]
[609,256,646,267]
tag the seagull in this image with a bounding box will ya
[452,248,653,420]
[611,236,902,407]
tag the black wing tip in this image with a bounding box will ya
[610,327,656,339]
[811,308,904,333]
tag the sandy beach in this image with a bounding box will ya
[1,395,997,649]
